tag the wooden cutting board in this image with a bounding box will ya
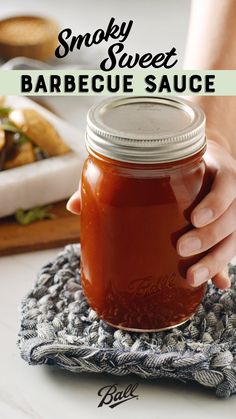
[0,200,80,256]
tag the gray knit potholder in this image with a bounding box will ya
[18,244,236,398]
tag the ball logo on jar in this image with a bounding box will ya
[127,272,177,297]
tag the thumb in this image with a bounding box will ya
[66,183,81,215]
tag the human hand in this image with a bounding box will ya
[177,140,236,290]
[67,140,236,290]
[66,182,81,214]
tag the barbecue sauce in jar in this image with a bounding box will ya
[80,97,212,331]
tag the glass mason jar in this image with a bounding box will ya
[80,96,212,332]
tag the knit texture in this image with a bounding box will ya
[18,244,236,398]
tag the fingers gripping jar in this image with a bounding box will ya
[80,96,212,332]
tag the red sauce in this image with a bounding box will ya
[80,148,213,331]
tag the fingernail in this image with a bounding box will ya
[193,208,214,227]
[178,237,202,256]
[192,266,210,286]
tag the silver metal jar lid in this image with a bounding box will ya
[86,96,206,164]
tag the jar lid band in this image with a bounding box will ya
[86,96,206,164]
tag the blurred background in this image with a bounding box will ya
[0,0,191,254]
[1,0,190,126]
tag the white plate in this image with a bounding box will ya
[0,96,87,217]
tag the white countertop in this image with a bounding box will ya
[1,0,236,416]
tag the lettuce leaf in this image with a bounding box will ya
[15,205,56,225]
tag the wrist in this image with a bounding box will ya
[206,127,232,154]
